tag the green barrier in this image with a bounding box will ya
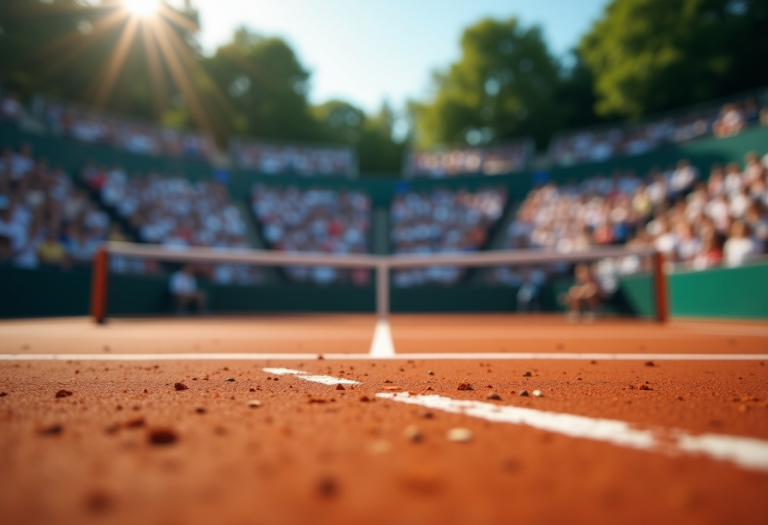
[669,261,768,319]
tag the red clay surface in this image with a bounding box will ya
[1,315,767,524]
[1,315,766,355]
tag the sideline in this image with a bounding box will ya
[378,391,768,473]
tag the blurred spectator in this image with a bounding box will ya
[390,187,507,286]
[723,220,756,267]
[550,91,767,167]
[38,230,67,267]
[713,103,745,138]
[406,142,532,177]
[0,92,23,124]
[170,265,207,314]
[0,143,113,270]
[565,263,604,322]
[251,184,371,285]
[92,167,259,284]
[234,140,356,176]
[40,99,215,161]
[492,151,768,284]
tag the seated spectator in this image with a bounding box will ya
[0,92,22,123]
[743,152,767,185]
[669,159,699,199]
[691,232,723,270]
[516,267,545,313]
[169,265,207,314]
[38,229,68,267]
[65,227,99,265]
[107,223,128,243]
[565,263,604,322]
[713,103,745,138]
[723,220,755,267]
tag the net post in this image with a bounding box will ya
[653,251,668,323]
[376,262,389,318]
[90,247,110,325]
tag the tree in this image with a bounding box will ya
[412,18,563,150]
[579,0,768,118]
[201,28,320,142]
[0,0,200,121]
[357,103,406,174]
[313,99,405,175]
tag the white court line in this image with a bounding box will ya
[369,319,396,357]
[377,392,768,473]
[0,353,766,361]
[263,367,359,385]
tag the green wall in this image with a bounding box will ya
[670,262,768,319]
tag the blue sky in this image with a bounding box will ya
[191,0,611,113]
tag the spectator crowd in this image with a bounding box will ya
[0,143,115,269]
[550,93,768,167]
[235,140,357,176]
[39,100,216,161]
[391,187,507,286]
[406,142,532,178]
[82,164,261,285]
[251,184,371,284]
[490,151,768,287]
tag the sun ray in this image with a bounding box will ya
[30,9,131,88]
[149,16,218,136]
[141,22,169,117]
[156,16,237,124]
[93,15,140,107]
[155,2,200,33]
[24,7,127,62]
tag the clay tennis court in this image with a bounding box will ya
[1,314,767,524]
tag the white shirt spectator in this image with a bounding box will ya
[723,237,755,267]
[670,163,698,194]
[170,270,197,296]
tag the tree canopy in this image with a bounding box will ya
[411,18,563,150]
[579,0,768,118]
[1,0,766,172]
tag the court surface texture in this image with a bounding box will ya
[1,314,767,525]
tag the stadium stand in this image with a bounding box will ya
[0,143,114,269]
[82,164,261,285]
[390,186,507,286]
[490,151,768,289]
[549,88,768,167]
[36,97,216,162]
[404,140,533,177]
[250,183,372,285]
[232,138,357,176]
[1,86,768,318]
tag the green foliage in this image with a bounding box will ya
[412,18,563,150]
[579,0,768,118]
[201,27,319,142]
[0,0,198,121]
